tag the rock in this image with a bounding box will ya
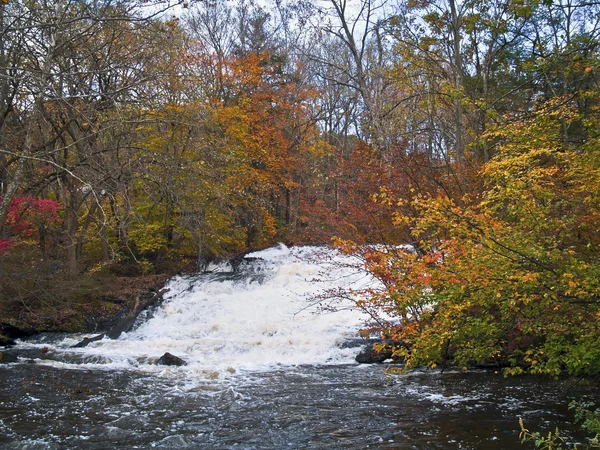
[0,335,16,347]
[106,288,170,339]
[230,256,262,272]
[72,334,105,348]
[0,322,36,340]
[0,351,18,363]
[0,322,35,348]
[156,352,186,366]
[355,342,394,364]
[355,339,409,364]
[340,338,367,349]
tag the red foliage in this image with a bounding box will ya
[1,195,62,243]
[0,238,13,255]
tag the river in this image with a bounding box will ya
[0,245,597,449]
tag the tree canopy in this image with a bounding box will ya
[0,0,599,377]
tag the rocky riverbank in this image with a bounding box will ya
[0,273,171,345]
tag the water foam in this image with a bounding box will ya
[26,245,375,376]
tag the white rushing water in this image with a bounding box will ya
[29,245,376,377]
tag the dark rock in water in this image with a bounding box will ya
[340,338,367,349]
[0,335,16,348]
[156,352,186,366]
[355,339,408,364]
[106,288,170,339]
[72,334,105,348]
[0,351,18,363]
[0,322,36,340]
[355,342,394,364]
[230,256,262,272]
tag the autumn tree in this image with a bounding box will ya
[333,0,600,375]
[0,1,190,276]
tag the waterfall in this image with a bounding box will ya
[29,244,374,376]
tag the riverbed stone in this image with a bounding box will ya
[156,352,187,366]
[72,334,105,348]
[341,338,367,349]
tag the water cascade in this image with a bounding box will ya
[19,244,374,376]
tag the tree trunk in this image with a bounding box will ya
[99,212,110,262]
[285,188,291,226]
[449,0,465,165]
[76,199,98,259]
[64,186,79,277]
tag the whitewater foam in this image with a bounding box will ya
[21,245,376,377]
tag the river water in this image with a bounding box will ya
[0,245,597,449]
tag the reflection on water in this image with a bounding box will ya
[0,363,597,449]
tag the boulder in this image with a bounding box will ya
[0,335,16,348]
[0,351,18,363]
[340,338,367,349]
[0,322,36,340]
[72,334,105,348]
[106,288,170,339]
[156,352,186,366]
[355,339,409,364]
[355,342,394,364]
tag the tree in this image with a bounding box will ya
[325,0,600,376]
[0,0,187,275]
[335,92,600,377]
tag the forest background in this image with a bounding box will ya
[0,0,599,381]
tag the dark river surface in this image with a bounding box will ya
[1,245,597,449]
[0,362,597,449]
